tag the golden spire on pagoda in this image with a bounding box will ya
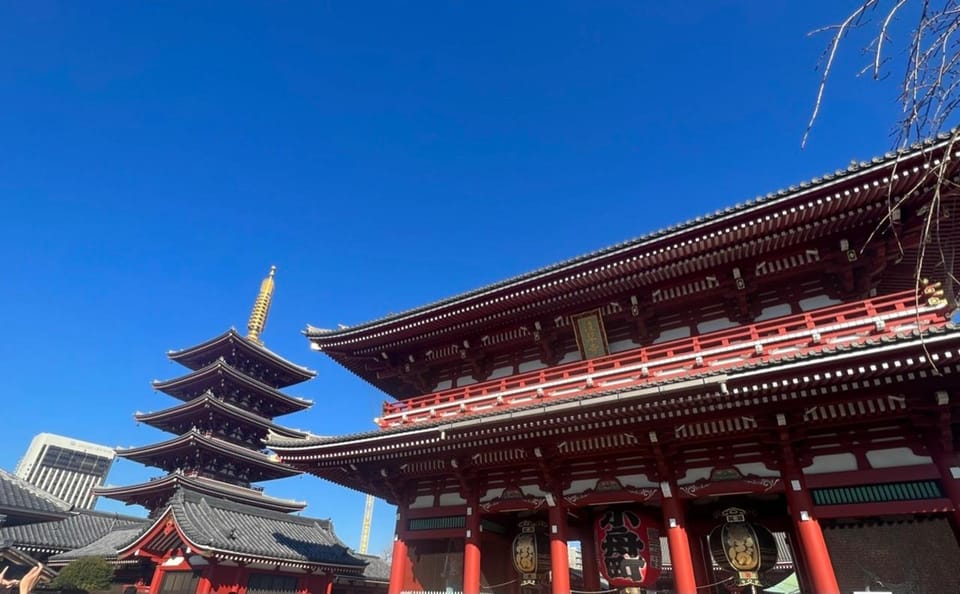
[247,265,276,344]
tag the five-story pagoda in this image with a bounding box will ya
[97,266,315,515]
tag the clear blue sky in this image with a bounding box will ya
[0,2,915,556]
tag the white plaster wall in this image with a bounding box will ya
[564,479,597,495]
[438,492,466,506]
[520,484,548,497]
[654,325,691,344]
[481,487,505,502]
[409,494,435,509]
[867,447,932,468]
[733,462,780,478]
[697,317,738,333]
[799,294,842,311]
[676,467,712,485]
[619,473,657,489]
[803,453,858,475]
[756,303,792,321]
[608,338,637,353]
[518,359,547,373]
[455,375,477,387]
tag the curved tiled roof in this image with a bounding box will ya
[153,360,312,416]
[116,429,302,482]
[355,553,391,581]
[0,469,71,518]
[0,509,146,554]
[131,489,366,569]
[306,132,960,344]
[95,472,307,513]
[167,329,316,387]
[47,526,145,564]
[136,392,309,440]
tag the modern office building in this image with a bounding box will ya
[15,433,115,510]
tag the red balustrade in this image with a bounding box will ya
[377,290,947,428]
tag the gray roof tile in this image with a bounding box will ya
[47,527,145,563]
[0,510,146,553]
[166,490,365,569]
[0,470,71,517]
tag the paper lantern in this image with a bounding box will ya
[708,508,778,589]
[595,508,662,588]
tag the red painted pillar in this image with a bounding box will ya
[548,503,571,594]
[578,512,601,592]
[463,497,482,594]
[660,485,697,594]
[783,468,840,594]
[388,508,410,594]
[195,566,213,594]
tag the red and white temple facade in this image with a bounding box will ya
[270,137,960,593]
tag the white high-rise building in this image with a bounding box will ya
[14,433,115,510]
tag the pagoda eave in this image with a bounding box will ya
[95,474,307,513]
[135,393,309,441]
[152,360,313,417]
[168,328,316,387]
[117,430,302,482]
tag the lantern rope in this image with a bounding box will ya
[480,579,518,590]
[696,576,734,589]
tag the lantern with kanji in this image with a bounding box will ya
[594,508,662,588]
[708,508,778,590]
[512,519,551,586]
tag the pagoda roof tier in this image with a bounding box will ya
[307,135,960,372]
[116,429,301,483]
[136,392,309,446]
[116,488,366,574]
[271,320,960,502]
[153,359,312,418]
[168,329,316,388]
[95,472,307,513]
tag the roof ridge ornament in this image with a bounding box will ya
[247,266,277,345]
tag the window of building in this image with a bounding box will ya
[157,572,200,594]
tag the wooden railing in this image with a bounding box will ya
[376,290,948,428]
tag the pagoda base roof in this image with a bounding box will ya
[95,472,307,514]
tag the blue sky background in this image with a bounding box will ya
[0,2,922,556]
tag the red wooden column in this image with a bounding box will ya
[931,391,960,532]
[548,500,571,594]
[779,420,840,594]
[463,493,482,594]
[388,507,410,594]
[660,481,697,594]
[195,566,213,594]
[578,511,602,592]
